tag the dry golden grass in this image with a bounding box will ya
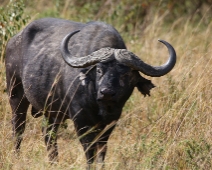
[0,8,212,170]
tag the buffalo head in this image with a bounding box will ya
[60,30,176,124]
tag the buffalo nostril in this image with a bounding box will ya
[100,88,116,96]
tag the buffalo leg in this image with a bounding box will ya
[95,124,116,170]
[82,127,115,170]
[79,131,97,170]
[74,120,116,170]
[74,121,98,169]
[42,116,59,163]
[9,81,30,153]
[80,131,96,166]
[31,106,42,118]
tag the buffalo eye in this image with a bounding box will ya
[97,68,103,75]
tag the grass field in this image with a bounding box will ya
[0,1,212,169]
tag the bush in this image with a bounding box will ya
[0,0,30,61]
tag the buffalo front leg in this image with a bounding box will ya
[75,123,116,170]
[96,143,107,169]
[74,124,98,169]
[80,134,97,170]
[96,123,116,170]
[42,116,59,163]
[82,129,113,170]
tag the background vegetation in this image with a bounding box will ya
[0,0,212,169]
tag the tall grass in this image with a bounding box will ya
[0,0,212,170]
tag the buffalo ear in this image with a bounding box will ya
[136,76,155,97]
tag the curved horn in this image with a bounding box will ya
[114,40,176,77]
[60,30,115,68]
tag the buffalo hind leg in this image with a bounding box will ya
[9,82,30,153]
[42,116,59,163]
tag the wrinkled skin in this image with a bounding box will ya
[6,18,155,169]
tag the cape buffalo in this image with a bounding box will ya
[5,18,176,169]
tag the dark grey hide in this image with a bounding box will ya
[5,18,176,169]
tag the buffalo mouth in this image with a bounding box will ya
[97,96,116,102]
[97,97,117,110]
[96,94,118,104]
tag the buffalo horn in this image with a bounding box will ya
[60,30,115,68]
[114,40,176,77]
[61,31,176,77]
